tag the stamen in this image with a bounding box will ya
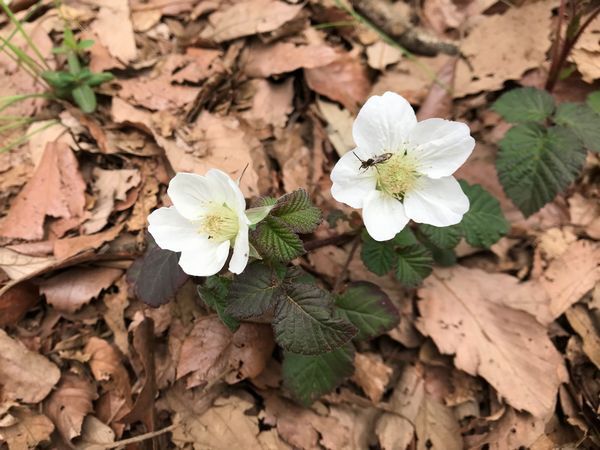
[198,203,239,242]
[376,152,420,200]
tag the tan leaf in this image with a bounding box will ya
[569,193,600,227]
[74,416,116,450]
[200,0,303,43]
[422,0,464,34]
[177,316,274,388]
[317,99,355,157]
[242,78,294,131]
[44,373,98,441]
[39,267,123,313]
[565,305,600,370]
[171,393,262,449]
[365,41,403,70]
[0,329,60,404]
[351,352,393,403]
[538,240,600,320]
[83,168,141,234]
[0,142,86,241]
[416,266,568,418]
[416,57,457,121]
[102,277,130,356]
[0,407,54,450]
[571,15,600,82]
[305,53,371,113]
[90,0,137,63]
[53,224,124,260]
[0,282,39,327]
[454,0,553,97]
[465,408,545,450]
[117,76,198,111]
[243,42,339,77]
[415,394,462,450]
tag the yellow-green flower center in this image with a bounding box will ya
[199,203,239,242]
[376,152,420,199]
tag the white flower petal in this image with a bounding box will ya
[404,176,469,226]
[407,118,475,178]
[179,240,230,276]
[229,220,250,274]
[167,172,223,220]
[330,150,377,209]
[362,190,410,241]
[352,91,417,155]
[206,169,247,214]
[147,206,202,252]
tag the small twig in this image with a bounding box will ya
[303,231,358,251]
[332,234,361,293]
[100,422,180,449]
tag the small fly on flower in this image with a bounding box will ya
[353,152,393,171]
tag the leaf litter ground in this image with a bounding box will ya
[0,0,600,449]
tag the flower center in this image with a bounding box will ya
[198,203,239,242]
[376,152,420,200]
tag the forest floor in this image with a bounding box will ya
[0,0,600,449]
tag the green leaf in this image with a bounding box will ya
[395,244,433,286]
[273,283,357,355]
[85,71,114,87]
[492,87,555,123]
[554,102,600,152]
[282,343,355,406]
[126,235,188,307]
[360,228,418,276]
[459,181,509,248]
[77,39,95,50]
[271,189,322,233]
[72,84,96,113]
[246,205,274,225]
[587,91,600,115]
[41,71,74,88]
[335,282,399,341]
[360,230,395,276]
[418,224,462,249]
[497,123,586,216]
[251,216,304,262]
[225,262,282,319]
[198,276,239,331]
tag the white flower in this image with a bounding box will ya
[148,169,251,276]
[330,91,475,241]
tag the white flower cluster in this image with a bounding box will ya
[149,92,474,275]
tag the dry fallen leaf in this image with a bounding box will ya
[571,15,600,83]
[90,0,137,63]
[317,99,355,157]
[242,78,294,131]
[417,266,568,418]
[305,53,371,113]
[565,305,600,370]
[352,352,393,403]
[365,41,403,71]
[454,0,553,97]
[0,329,61,404]
[44,373,98,442]
[83,168,141,234]
[39,267,123,313]
[74,415,116,450]
[200,0,304,43]
[0,282,39,327]
[243,42,339,77]
[0,407,54,450]
[0,142,86,241]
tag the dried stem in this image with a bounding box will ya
[332,234,361,293]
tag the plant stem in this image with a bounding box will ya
[0,118,57,153]
[545,5,600,91]
[304,231,358,251]
[332,234,361,293]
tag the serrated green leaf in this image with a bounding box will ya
[225,262,282,319]
[429,246,456,266]
[198,276,239,331]
[587,92,600,115]
[72,84,96,113]
[272,189,322,233]
[492,87,555,123]
[459,181,509,248]
[418,224,462,249]
[554,102,600,152]
[497,123,586,216]
[361,230,395,276]
[251,216,304,262]
[335,282,399,341]
[395,244,433,286]
[273,283,357,355]
[282,343,355,406]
